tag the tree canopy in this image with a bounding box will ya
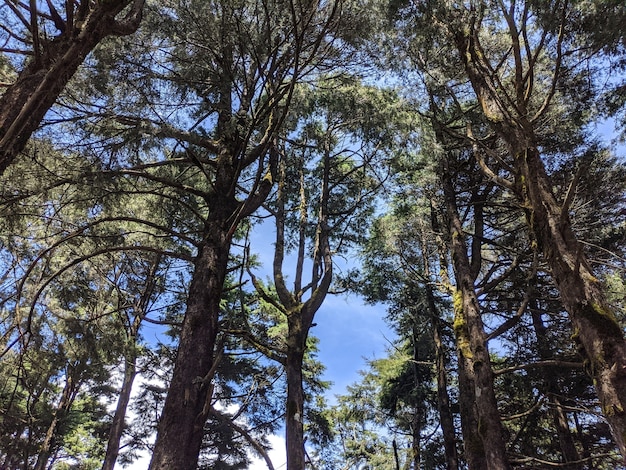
[1,1,625,469]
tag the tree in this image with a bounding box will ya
[111,2,346,467]
[0,0,145,175]
[0,138,196,467]
[388,0,626,460]
[355,202,462,469]
[246,76,405,469]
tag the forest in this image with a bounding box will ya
[1,0,625,469]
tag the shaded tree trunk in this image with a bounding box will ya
[103,255,159,470]
[102,349,138,470]
[442,159,511,470]
[0,0,144,175]
[285,313,308,470]
[426,198,460,470]
[426,286,460,470]
[148,221,232,470]
[33,369,79,470]
[149,132,274,467]
[455,23,626,461]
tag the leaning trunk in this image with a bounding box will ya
[34,372,77,470]
[149,224,232,469]
[102,350,138,470]
[0,1,143,175]
[456,26,626,460]
[103,254,160,470]
[518,146,626,459]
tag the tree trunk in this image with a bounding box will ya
[456,26,626,461]
[426,199,460,470]
[103,254,160,470]
[285,306,318,470]
[519,146,626,459]
[0,0,144,176]
[285,326,307,470]
[442,161,511,470]
[102,351,137,470]
[427,287,460,470]
[34,371,78,470]
[148,228,231,469]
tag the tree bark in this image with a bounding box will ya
[102,349,137,470]
[455,23,626,461]
[148,228,231,470]
[285,313,308,470]
[426,286,460,470]
[442,160,511,470]
[0,0,144,176]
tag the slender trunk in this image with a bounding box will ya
[103,254,159,470]
[102,352,137,470]
[286,313,307,470]
[426,200,460,470]
[33,372,77,470]
[393,440,401,470]
[442,163,510,470]
[427,289,459,470]
[0,1,143,175]
[149,230,231,469]
[411,402,421,470]
[531,307,581,468]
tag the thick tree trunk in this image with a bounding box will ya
[456,352,488,470]
[454,24,626,460]
[285,309,314,470]
[443,163,511,470]
[102,352,137,470]
[149,231,230,470]
[285,338,307,470]
[0,1,143,176]
[519,147,626,459]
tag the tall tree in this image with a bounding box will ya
[247,77,403,469]
[125,2,346,467]
[389,0,626,459]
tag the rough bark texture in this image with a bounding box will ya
[455,23,626,461]
[148,223,232,470]
[149,128,274,467]
[286,312,309,470]
[442,162,511,470]
[0,0,144,175]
